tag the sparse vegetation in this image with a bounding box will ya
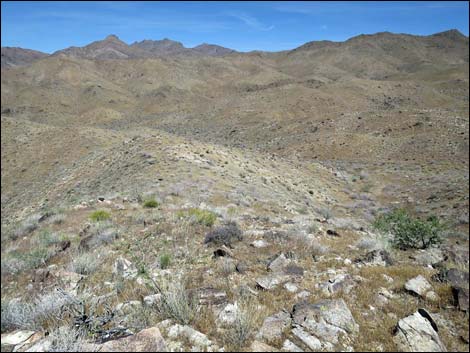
[159,253,171,269]
[1,290,78,331]
[178,208,217,226]
[47,213,66,225]
[12,214,41,240]
[154,277,197,325]
[48,326,88,352]
[85,222,118,248]
[90,210,111,222]
[223,296,261,349]
[143,198,159,208]
[318,207,333,220]
[69,251,101,275]
[204,221,243,246]
[35,230,69,247]
[373,208,445,249]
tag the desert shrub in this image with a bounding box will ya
[2,243,56,274]
[47,213,66,225]
[25,248,56,268]
[373,209,444,250]
[204,221,243,246]
[288,233,329,259]
[1,299,35,332]
[307,222,320,234]
[318,207,333,220]
[36,230,68,247]
[143,199,159,208]
[12,214,42,239]
[179,208,217,227]
[89,210,110,222]
[1,290,78,331]
[69,251,101,275]
[356,237,381,251]
[86,223,118,248]
[223,296,261,349]
[159,253,171,269]
[49,326,87,352]
[155,277,197,325]
[217,257,236,275]
[1,256,28,275]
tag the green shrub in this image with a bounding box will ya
[178,208,217,227]
[373,209,444,250]
[143,199,159,208]
[90,210,111,222]
[159,254,171,269]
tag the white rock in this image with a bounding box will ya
[284,282,299,293]
[216,303,238,326]
[143,294,161,307]
[1,330,35,346]
[167,324,212,349]
[291,327,322,351]
[295,290,311,300]
[282,339,304,352]
[405,275,432,297]
[394,309,446,352]
[425,291,440,303]
[251,240,269,248]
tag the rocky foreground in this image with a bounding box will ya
[1,189,468,351]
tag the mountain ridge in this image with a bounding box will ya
[2,29,467,67]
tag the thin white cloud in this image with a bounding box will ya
[23,9,231,33]
[274,1,468,14]
[225,11,274,31]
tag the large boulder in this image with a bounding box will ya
[394,309,446,352]
[292,299,358,346]
[256,310,292,342]
[1,330,35,346]
[446,268,469,289]
[405,275,432,297]
[412,248,445,266]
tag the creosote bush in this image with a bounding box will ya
[373,208,444,250]
[89,210,111,222]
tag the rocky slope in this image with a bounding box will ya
[1,30,468,352]
[1,47,48,68]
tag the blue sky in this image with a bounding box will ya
[1,1,469,53]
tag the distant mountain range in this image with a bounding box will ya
[1,34,236,67]
[1,29,468,69]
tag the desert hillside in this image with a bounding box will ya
[1,30,469,352]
